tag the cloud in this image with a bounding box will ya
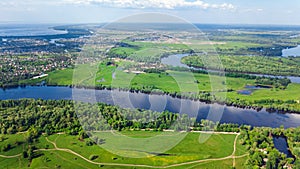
[63,0,236,10]
[241,8,264,13]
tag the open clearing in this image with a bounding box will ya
[0,131,248,169]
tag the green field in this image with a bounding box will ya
[0,132,247,169]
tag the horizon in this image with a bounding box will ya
[2,22,300,27]
[1,1,300,25]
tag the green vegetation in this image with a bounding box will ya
[107,41,191,62]
[3,23,300,169]
[2,99,300,168]
[182,55,300,77]
[36,59,300,112]
[0,99,248,168]
[240,127,296,168]
[0,99,242,134]
[0,132,243,169]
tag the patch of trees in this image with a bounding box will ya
[240,127,294,168]
[255,77,291,89]
[0,99,247,135]
[0,99,82,135]
[284,127,300,168]
[192,120,242,132]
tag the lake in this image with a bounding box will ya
[0,24,67,36]
[1,86,300,128]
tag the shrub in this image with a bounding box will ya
[2,143,11,152]
[89,155,98,161]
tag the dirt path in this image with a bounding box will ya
[0,153,22,158]
[232,133,239,167]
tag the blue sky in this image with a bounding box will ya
[0,0,299,25]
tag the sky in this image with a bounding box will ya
[0,0,299,25]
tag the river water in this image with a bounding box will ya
[282,45,300,57]
[1,86,300,128]
[161,53,300,84]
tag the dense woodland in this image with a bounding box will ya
[240,127,294,168]
[0,99,237,134]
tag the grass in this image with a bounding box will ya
[0,134,27,156]
[235,135,248,156]
[47,68,73,85]
[175,158,233,169]
[0,132,247,168]
[108,41,191,62]
[47,132,237,166]
[30,151,98,169]
[94,62,252,93]
[228,83,300,101]
[0,156,28,169]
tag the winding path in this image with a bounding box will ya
[0,153,21,158]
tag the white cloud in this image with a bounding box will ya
[63,0,236,10]
[242,8,264,13]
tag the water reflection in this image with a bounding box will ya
[1,86,300,128]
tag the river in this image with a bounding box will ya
[1,86,300,128]
[282,45,300,57]
[161,53,300,84]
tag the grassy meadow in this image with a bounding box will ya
[0,132,247,169]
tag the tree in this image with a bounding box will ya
[78,131,88,140]
[2,143,11,152]
[22,151,28,158]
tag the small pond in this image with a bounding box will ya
[238,85,272,95]
[273,136,294,158]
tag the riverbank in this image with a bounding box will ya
[1,83,299,114]
[1,86,300,128]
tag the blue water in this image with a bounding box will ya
[282,45,300,57]
[1,86,300,128]
[162,54,300,84]
[0,24,67,36]
[273,136,294,158]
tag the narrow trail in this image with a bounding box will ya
[232,133,239,167]
[0,153,22,158]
